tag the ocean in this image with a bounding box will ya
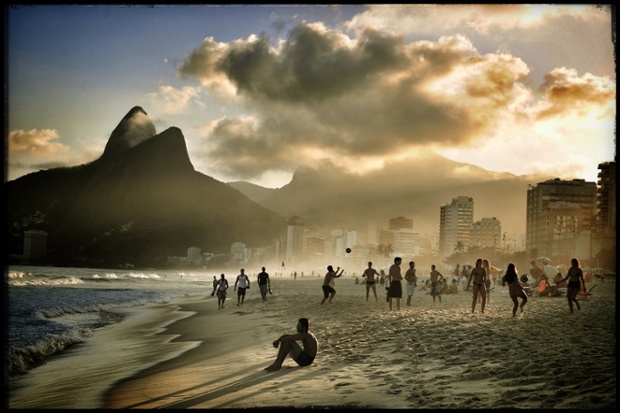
[5,264,214,380]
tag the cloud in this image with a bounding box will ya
[177,9,614,184]
[146,85,204,116]
[7,129,102,181]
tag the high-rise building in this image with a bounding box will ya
[439,196,474,257]
[470,217,502,249]
[389,216,413,231]
[526,178,597,261]
[286,216,306,265]
[593,161,616,256]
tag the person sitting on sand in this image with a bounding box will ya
[264,318,318,372]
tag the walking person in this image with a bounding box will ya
[466,258,487,314]
[362,261,380,302]
[234,268,251,306]
[257,266,271,302]
[264,318,319,371]
[210,275,218,296]
[555,258,587,313]
[321,265,344,304]
[387,257,403,310]
[404,261,418,306]
[502,263,528,317]
[216,273,229,309]
[429,264,444,303]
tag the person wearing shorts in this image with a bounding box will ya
[321,265,344,304]
[264,318,319,371]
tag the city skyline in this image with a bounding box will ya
[7,4,616,188]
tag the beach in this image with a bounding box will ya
[8,274,616,409]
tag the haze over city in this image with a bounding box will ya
[6,4,616,189]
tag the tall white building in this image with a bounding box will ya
[439,196,474,257]
[286,216,306,265]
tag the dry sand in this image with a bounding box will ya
[9,274,617,409]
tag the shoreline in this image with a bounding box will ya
[8,277,617,409]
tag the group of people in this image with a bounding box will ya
[262,256,588,372]
[210,267,272,309]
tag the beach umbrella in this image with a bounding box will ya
[536,257,552,264]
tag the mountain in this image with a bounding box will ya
[232,152,553,237]
[227,181,277,203]
[5,106,287,268]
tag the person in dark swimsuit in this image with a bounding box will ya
[264,318,319,371]
[502,263,528,317]
[362,261,380,302]
[466,258,487,314]
[555,258,586,313]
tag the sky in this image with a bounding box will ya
[6,4,616,188]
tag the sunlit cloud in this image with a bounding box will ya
[7,129,103,181]
[146,85,204,115]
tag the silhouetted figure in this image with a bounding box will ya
[264,318,318,371]
[321,265,344,304]
[502,263,527,317]
[362,261,380,302]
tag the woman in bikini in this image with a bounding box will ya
[502,263,527,317]
[466,258,487,314]
[555,258,586,313]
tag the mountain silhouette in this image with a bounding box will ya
[230,152,551,237]
[6,106,287,268]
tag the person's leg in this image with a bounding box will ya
[329,290,336,303]
[511,295,519,317]
[471,288,478,313]
[371,284,377,302]
[366,284,370,301]
[480,286,486,313]
[265,341,302,371]
[396,297,400,310]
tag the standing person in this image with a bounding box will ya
[379,270,386,286]
[264,318,319,371]
[234,268,251,306]
[429,264,444,303]
[502,263,528,317]
[466,258,487,314]
[482,259,493,304]
[210,275,218,296]
[404,261,418,306]
[216,273,229,309]
[257,266,271,302]
[362,261,380,302]
[555,258,587,313]
[321,265,344,304]
[387,257,403,310]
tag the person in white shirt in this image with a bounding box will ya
[234,268,251,306]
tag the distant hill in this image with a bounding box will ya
[227,181,277,203]
[231,152,552,237]
[5,107,287,268]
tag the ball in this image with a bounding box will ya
[345,247,351,253]
[520,274,529,283]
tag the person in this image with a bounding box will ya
[466,258,487,313]
[482,259,493,303]
[404,261,418,306]
[264,318,319,371]
[362,261,380,302]
[321,265,344,304]
[549,272,567,297]
[555,258,586,313]
[379,270,386,286]
[387,257,403,310]
[453,264,460,284]
[460,265,470,291]
[429,264,444,303]
[216,273,229,309]
[234,268,251,306]
[210,275,218,296]
[502,263,528,317]
[529,261,544,288]
[257,266,271,302]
